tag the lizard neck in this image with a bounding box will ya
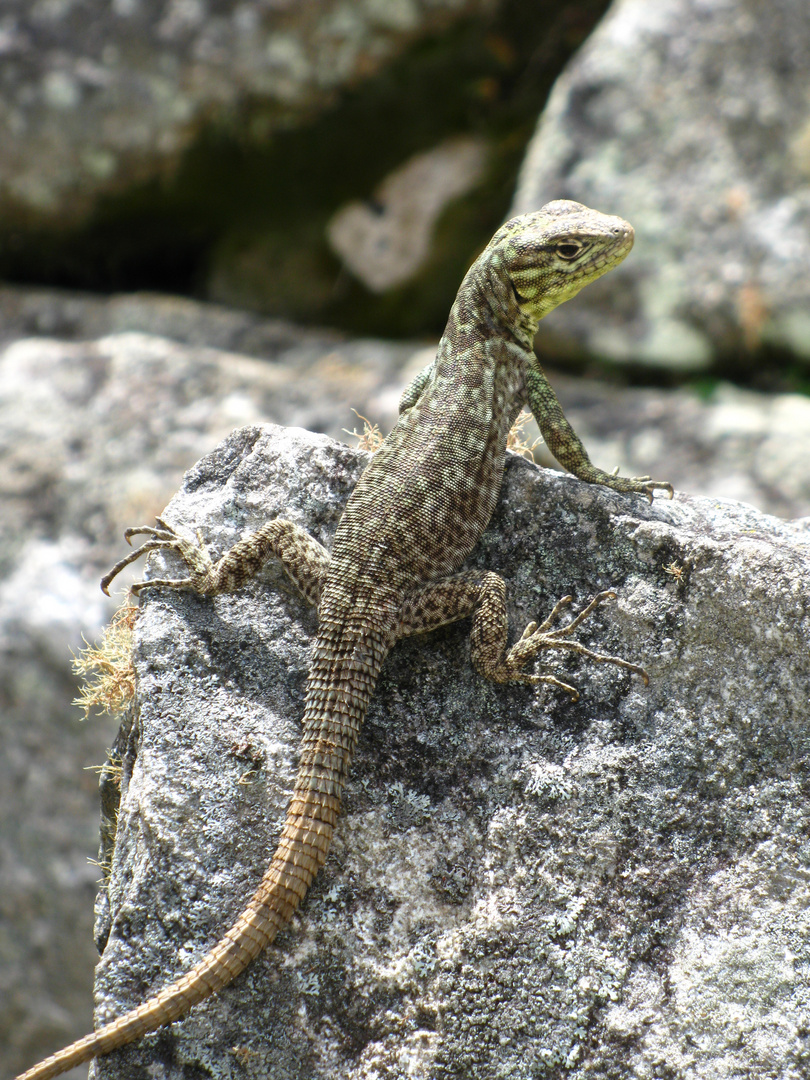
[447,251,539,354]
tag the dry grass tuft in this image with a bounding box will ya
[73,603,139,718]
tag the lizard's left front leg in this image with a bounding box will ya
[525,358,673,503]
[397,570,647,701]
[101,516,330,606]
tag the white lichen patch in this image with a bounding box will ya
[547,894,588,939]
[522,758,575,801]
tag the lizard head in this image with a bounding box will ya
[486,200,634,328]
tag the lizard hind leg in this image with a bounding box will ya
[472,580,649,701]
[101,515,330,606]
[395,572,648,702]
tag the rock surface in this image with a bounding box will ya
[513,0,810,370]
[2,285,809,519]
[6,0,810,363]
[83,423,810,1080]
[0,322,390,1076]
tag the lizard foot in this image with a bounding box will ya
[604,468,674,503]
[101,517,215,595]
[496,590,649,701]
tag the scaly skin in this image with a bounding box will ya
[16,201,672,1080]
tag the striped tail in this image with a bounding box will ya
[16,638,382,1080]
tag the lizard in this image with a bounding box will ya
[15,199,672,1080]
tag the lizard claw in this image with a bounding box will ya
[122,516,178,546]
[101,518,207,595]
[628,476,674,502]
[522,671,580,700]
[499,590,649,691]
[600,470,674,503]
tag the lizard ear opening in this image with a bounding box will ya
[510,280,530,305]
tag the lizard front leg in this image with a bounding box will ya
[397,571,647,701]
[101,516,330,606]
[398,360,434,414]
[525,358,673,502]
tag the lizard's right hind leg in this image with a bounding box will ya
[396,570,649,701]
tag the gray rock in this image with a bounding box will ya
[531,373,810,521]
[512,0,810,370]
[0,0,495,227]
[0,326,415,555]
[2,286,809,519]
[0,533,112,1080]
[82,422,810,1079]
[0,6,622,338]
[0,286,335,356]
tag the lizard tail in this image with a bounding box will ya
[15,792,337,1080]
[15,644,376,1080]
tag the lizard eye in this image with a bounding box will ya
[554,240,584,260]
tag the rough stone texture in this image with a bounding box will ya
[0,0,495,226]
[0,285,345,356]
[0,537,112,1080]
[0,3,616,338]
[1,285,808,519]
[512,0,810,370]
[79,423,810,1079]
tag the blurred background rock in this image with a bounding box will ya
[1,0,809,1075]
